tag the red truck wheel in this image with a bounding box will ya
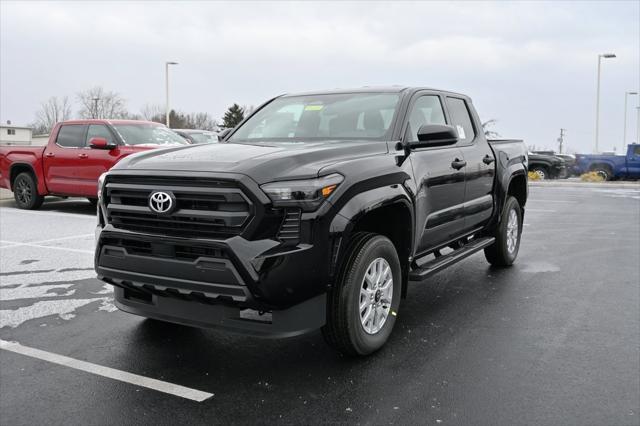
[13,172,44,210]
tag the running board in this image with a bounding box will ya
[409,237,495,282]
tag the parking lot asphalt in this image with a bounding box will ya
[1,185,639,426]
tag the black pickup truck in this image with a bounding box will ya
[95,87,528,356]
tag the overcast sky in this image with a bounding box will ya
[1,1,638,153]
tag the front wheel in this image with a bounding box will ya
[484,196,522,266]
[13,172,44,210]
[592,166,612,181]
[322,233,402,356]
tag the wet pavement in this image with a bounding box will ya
[1,185,639,425]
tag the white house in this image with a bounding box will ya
[0,124,33,145]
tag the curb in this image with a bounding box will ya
[530,181,640,189]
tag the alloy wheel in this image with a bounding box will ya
[359,257,393,334]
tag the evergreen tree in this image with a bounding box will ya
[222,104,245,128]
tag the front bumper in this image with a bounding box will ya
[95,225,331,336]
[109,283,326,338]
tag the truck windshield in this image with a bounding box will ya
[229,93,400,142]
[112,124,189,146]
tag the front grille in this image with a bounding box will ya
[104,176,253,239]
[102,237,228,262]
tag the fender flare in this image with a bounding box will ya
[327,183,415,287]
[9,162,47,195]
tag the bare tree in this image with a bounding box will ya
[140,104,164,122]
[189,112,219,131]
[481,119,500,139]
[77,86,128,119]
[32,96,72,134]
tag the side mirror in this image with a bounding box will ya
[218,128,232,142]
[89,137,117,150]
[412,124,459,148]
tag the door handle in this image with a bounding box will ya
[78,153,89,159]
[451,159,467,170]
[45,152,55,158]
[483,155,495,165]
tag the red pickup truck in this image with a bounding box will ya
[0,119,188,209]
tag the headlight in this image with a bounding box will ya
[97,172,108,201]
[260,173,344,211]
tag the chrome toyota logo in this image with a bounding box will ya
[149,191,174,214]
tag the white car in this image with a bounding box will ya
[173,129,219,144]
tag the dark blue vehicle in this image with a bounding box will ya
[575,144,640,180]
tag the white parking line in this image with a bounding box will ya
[0,208,94,220]
[0,339,214,402]
[0,233,93,248]
[0,241,93,254]
[529,199,577,203]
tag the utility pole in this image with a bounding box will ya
[557,128,566,154]
[623,91,638,151]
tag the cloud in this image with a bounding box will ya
[1,0,638,153]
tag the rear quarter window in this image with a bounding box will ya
[56,125,87,148]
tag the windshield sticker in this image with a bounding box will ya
[456,125,466,140]
[304,105,324,111]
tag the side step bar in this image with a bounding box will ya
[409,237,495,282]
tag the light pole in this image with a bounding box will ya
[637,106,640,144]
[594,52,616,153]
[92,97,100,119]
[623,91,638,151]
[165,61,178,127]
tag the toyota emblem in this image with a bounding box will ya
[149,191,175,214]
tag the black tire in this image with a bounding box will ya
[484,196,522,266]
[87,198,98,207]
[13,172,44,210]
[531,166,548,180]
[322,233,402,356]
[591,165,612,181]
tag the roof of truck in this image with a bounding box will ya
[280,86,468,99]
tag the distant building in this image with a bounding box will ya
[0,123,33,145]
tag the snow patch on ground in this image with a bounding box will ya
[0,298,105,328]
[521,261,560,273]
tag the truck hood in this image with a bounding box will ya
[112,140,388,184]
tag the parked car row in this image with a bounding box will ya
[527,144,640,181]
[0,120,218,209]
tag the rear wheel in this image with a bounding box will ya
[484,196,522,266]
[13,172,44,210]
[322,233,402,356]
[531,166,547,180]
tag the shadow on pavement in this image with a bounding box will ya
[0,197,97,215]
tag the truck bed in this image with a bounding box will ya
[0,145,46,190]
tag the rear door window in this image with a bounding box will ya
[56,125,87,148]
[446,98,476,144]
